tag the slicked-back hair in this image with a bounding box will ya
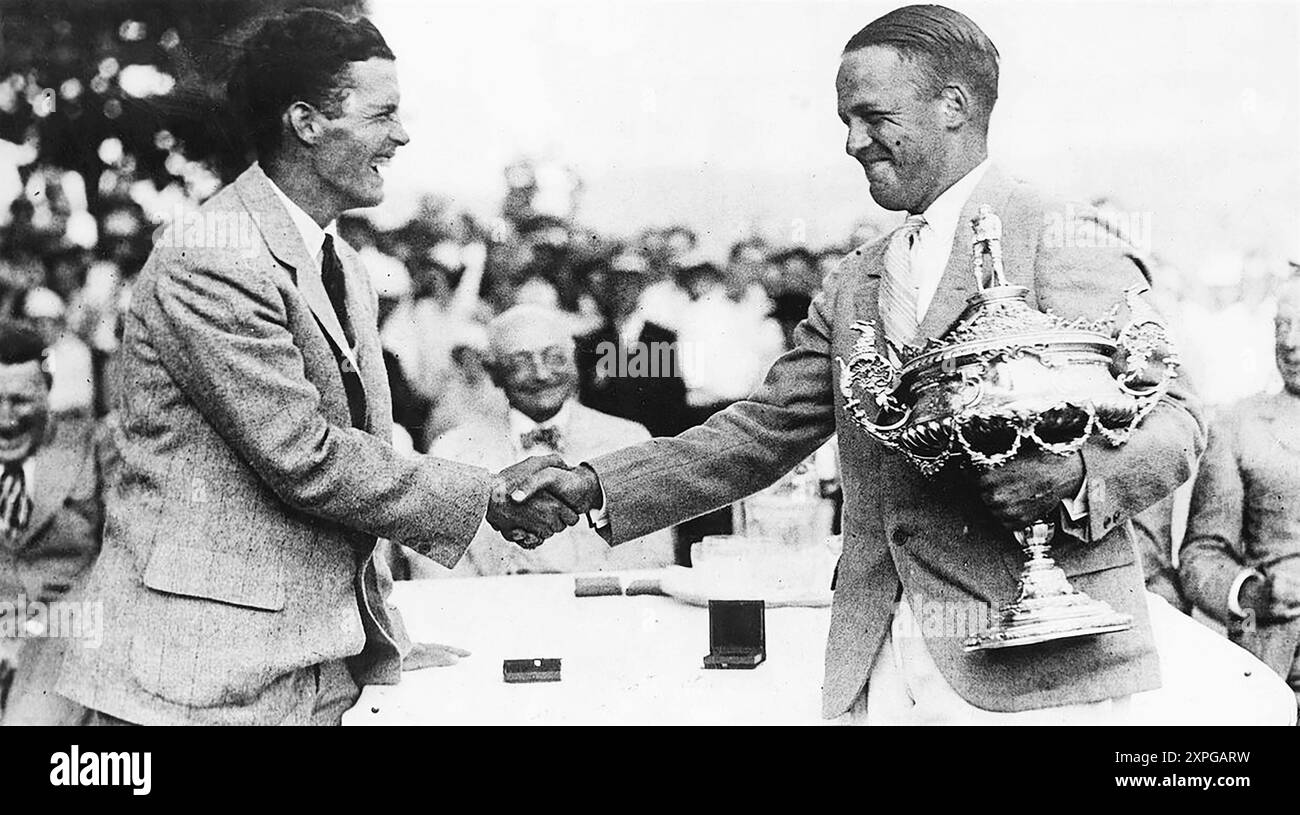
[0,321,52,385]
[227,8,395,160]
[844,4,999,124]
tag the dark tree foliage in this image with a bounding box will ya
[0,0,366,214]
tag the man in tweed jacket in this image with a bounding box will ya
[516,6,1294,723]
[55,9,574,725]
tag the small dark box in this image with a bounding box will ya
[574,576,623,597]
[703,600,766,669]
[503,658,562,683]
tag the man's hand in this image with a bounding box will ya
[1241,572,1300,622]
[508,462,604,516]
[402,642,472,671]
[485,454,582,548]
[975,450,1085,529]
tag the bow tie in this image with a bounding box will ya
[0,461,32,542]
[520,425,563,451]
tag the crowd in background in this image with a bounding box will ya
[0,156,1297,562]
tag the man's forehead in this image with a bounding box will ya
[341,58,400,106]
[0,360,48,392]
[495,322,572,355]
[837,46,919,101]
[1277,281,1300,317]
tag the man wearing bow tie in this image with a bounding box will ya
[0,322,106,725]
[400,304,673,576]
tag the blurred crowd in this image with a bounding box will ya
[1,157,1297,555]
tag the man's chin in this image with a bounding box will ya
[866,180,909,213]
[0,442,34,464]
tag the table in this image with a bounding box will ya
[344,571,833,725]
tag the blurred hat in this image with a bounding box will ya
[1197,251,1244,288]
[447,320,489,354]
[22,286,66,319]
[359,247,412,299]
[610,248,651,276]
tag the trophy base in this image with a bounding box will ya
[963,590,1133,652]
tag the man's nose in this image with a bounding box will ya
[845,122,873,157]
[391,117,411,147]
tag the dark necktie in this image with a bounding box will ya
[320,235,367,429]
[520,425,562,452]
[321,235,356,350]
[0,462,32,542]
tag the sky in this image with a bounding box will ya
[368,0,1300,274]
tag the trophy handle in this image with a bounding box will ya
[1114,285,1180,397]
[837,356,911,447]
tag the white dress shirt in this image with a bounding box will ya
[261,166,359,370]
[890,159,1088,523]
[901,159,990,321]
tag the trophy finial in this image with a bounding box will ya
[970,205,1007,289]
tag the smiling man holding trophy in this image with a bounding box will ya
[509,4,1295,723]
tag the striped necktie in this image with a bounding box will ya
[0,462,32,542]
[878,214,928,356]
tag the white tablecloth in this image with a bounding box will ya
[344,571,833,725]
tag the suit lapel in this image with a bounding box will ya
[339,246,388,436]
[234,165,371,423]
[912,165,1018,345]
[234,166,362,373]
[1262,396,1300,455]
[849,240,892,362]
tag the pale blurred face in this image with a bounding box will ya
[0,361,50,464]
[489,322,577,423]
[1275,289,1300,395]
[313,58,410,212]
[837,46,950,213]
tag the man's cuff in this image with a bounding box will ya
[581,463,610,530]
[1228,569,1266,618]
[1062,476,1090,522]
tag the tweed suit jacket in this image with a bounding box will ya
[591,166,1205,716]
[1180,393,1300,677]
[56,165,494,725]
[0,417,105,606]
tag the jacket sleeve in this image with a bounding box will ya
[1179,416,1250,623]
[148,250,494,567]
[589,269,841,545]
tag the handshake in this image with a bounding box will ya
[484,454,604,549]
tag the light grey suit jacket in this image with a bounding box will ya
[0,417,104,606]
[591,166,1204,716]
[56,165,494,725]
[1180,393,1300,678]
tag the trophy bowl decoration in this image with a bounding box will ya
[838,205,1179,652]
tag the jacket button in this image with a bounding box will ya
[892,527,910,546]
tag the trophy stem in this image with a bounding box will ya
[964,521,1133,651]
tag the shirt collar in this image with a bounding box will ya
[258,163,338,264]
[915,158,991,236]
[509,400,573,439]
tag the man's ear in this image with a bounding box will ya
[286,101,323,146]
[938,84,972,129]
